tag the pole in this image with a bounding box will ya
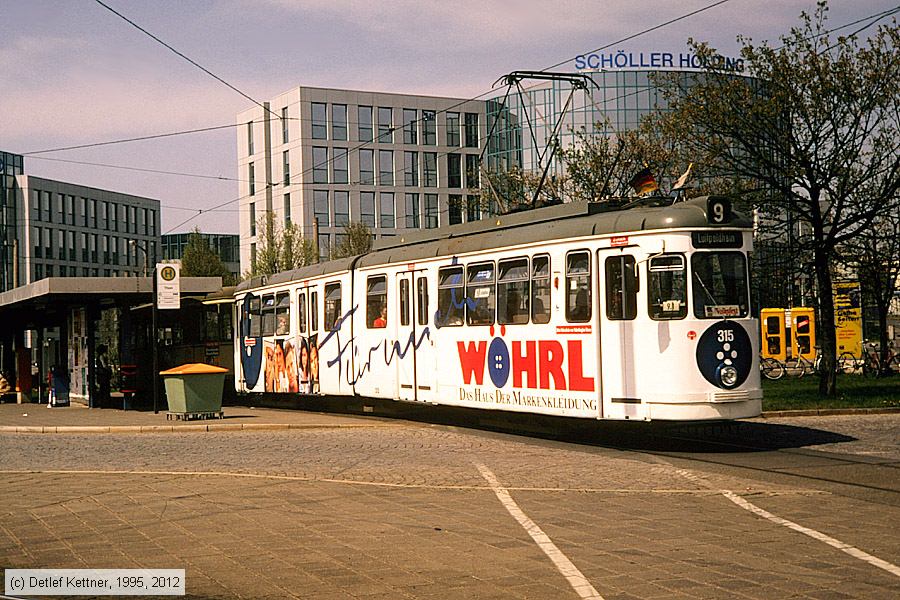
[152,264,159,414]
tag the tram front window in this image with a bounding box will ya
[648,254,687,320]
[691,252,749,319]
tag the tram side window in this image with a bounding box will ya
[262,294,276,335]
[275,292,291,335]
[691,252,749,319]
[397,279,410,326]
[416,277,428,326]
[498,258,529,325]
[566,252,591,323]
[310,291,319,331]
[605,256,637,320]
[796,315,811,355]
[367,275,387,328]
[249,297,262,337]
[532,255,551,324]
[324,282,342,330]
[437,266,464,327]
[466,262,495,326]
[648,254,687,320]
[297,292,307,334]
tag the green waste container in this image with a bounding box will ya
[160,363,228,414]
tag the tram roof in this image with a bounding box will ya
[237,195,750,293]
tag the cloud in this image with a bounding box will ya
[0,33,88,71]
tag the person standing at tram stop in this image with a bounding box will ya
[96,344,112,407]
[373,305,387,328]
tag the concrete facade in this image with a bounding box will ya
[236,86,487,271]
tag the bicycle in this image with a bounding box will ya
[862,341,898,377]
[759,356,785,380]
[783,354,816,378]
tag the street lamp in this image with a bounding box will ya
[130,240,159,414]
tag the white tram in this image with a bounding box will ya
[234,196,761,421]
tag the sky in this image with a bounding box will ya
[2,0,896,234]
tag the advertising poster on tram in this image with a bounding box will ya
[834,281,862,356]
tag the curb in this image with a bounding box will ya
[0,423,398,434]
[760,407,900,418]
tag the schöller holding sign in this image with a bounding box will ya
[156,263,181,310]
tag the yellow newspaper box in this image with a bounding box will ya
[760,308,786,361]
[791,307,816,361]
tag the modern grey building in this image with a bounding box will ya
[236,86,487,271]
[0,150,162,291]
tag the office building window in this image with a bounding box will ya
[313,147,328,183]
[128,206,136,233]
[466,154,480,188]
[425,194,438,229]
[57,193,64,223]
[68,230,76,261]
[283,150,290,186]
[405,193,420,228]
[247,121,254,155]
[109,202,117,231]
[314,190,330,226]
[142,208,149,235]
[449,195,463,225]
[377,107,393,142]
[379,150,393,186]
[404,151,419,186]
[465,113,479,147]
[379,192,395,228]
[33,227,41,258]
[311,102,327,139]
[360,192,375,227]
[250,242,257,271]
[334,191,350,226]
[43,191,52,223]
[90,234,98,263]
[423,110,436,145]
[35,264,43,280]
[67,195,75,225]
[403,108,417,144]
[332,104,347,141]
[333,148,348,184]
[446,112,460,147]
[467,195,481,222]
[59,230,65,260]
[249,162,256,195]
[81,232,88,262]
[281,107,289,143]
[31,191,40,221]
[249,202,256,236]
[318,234,330,261]
[423,152,437,187]
[100,201,108,230]
[358,105,373,142]
[45,227,52,258]
[283,193,291,225]
[149,210,156,236]
[80,197,88,227]
[359,149,374,185]
[447,154,461,188]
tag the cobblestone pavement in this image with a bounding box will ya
[1,414,899,599]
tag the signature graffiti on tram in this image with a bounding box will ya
[318,304,431,386]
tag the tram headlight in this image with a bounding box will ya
[719,365,739,388]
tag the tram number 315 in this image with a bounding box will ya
[718,330,735,342]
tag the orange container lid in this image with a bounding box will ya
[159,363,229,375]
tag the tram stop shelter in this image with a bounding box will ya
[0,276,226,408]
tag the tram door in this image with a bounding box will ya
[597,249,646,420]
[395,270,432,401]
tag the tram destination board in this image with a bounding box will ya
[691,230,743,248]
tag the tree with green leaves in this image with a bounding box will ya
[331,222,373,259]
[660,1,900,395]
[180,227,235,285]
[245,213,317,278]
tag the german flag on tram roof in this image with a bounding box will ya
[628,167,659,196]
